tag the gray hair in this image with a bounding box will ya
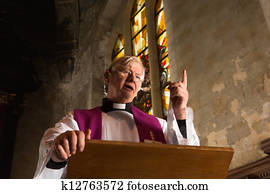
[108,56,145,80]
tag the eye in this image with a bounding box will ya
[136,75,143,81]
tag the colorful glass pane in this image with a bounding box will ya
[155,0,170,117]
[155,0,163,14]
[132,28,148,56]
[131,7,147,37]
[131,0,151,114]
[131,0,145,18]
[155,5,166,36]
[157,31,168,60]
[133,51,152,113]
[114,50,125,60]
[161,56,170,70]
[162,86,170,115]
[160,61,170,116]
[137,47,149,59]
[160,58,170,88]
[112,34,125,61]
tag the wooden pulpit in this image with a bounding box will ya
[67,140,233,178]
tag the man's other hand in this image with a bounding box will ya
[51,129,91,162]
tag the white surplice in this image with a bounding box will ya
[34,103,199,179]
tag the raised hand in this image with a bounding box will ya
[51,129,91,162]
[169,69,189,120]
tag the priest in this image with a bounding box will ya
[34,56,199,178]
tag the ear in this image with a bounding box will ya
[104,69,110,85]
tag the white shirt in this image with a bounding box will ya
[34,103,199,178]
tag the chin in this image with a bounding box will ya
[120,94,134,103]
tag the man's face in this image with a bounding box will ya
[106,61,144,103]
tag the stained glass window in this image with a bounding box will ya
[131,0,152,114]
[155,0,170,117]
[112,34,125,61]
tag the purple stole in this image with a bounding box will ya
[73,105,166,144]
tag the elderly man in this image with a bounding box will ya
[34,56,199,178]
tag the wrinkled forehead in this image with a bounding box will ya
[117,61,143,70]
[110,59,145,73]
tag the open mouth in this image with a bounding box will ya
[124,85,134,91]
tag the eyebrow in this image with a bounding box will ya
[118,66,143,73]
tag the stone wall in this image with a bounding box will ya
[164,0,270,169]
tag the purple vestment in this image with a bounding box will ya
[73,105,166,143]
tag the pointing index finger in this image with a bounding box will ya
[182,69,187,88]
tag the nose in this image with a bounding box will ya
[126,71,135,82]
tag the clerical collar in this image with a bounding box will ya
[101,98,132,113]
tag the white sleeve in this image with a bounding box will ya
[160,101,200,146]
[33,111,80,179]
[185,107,200,146]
